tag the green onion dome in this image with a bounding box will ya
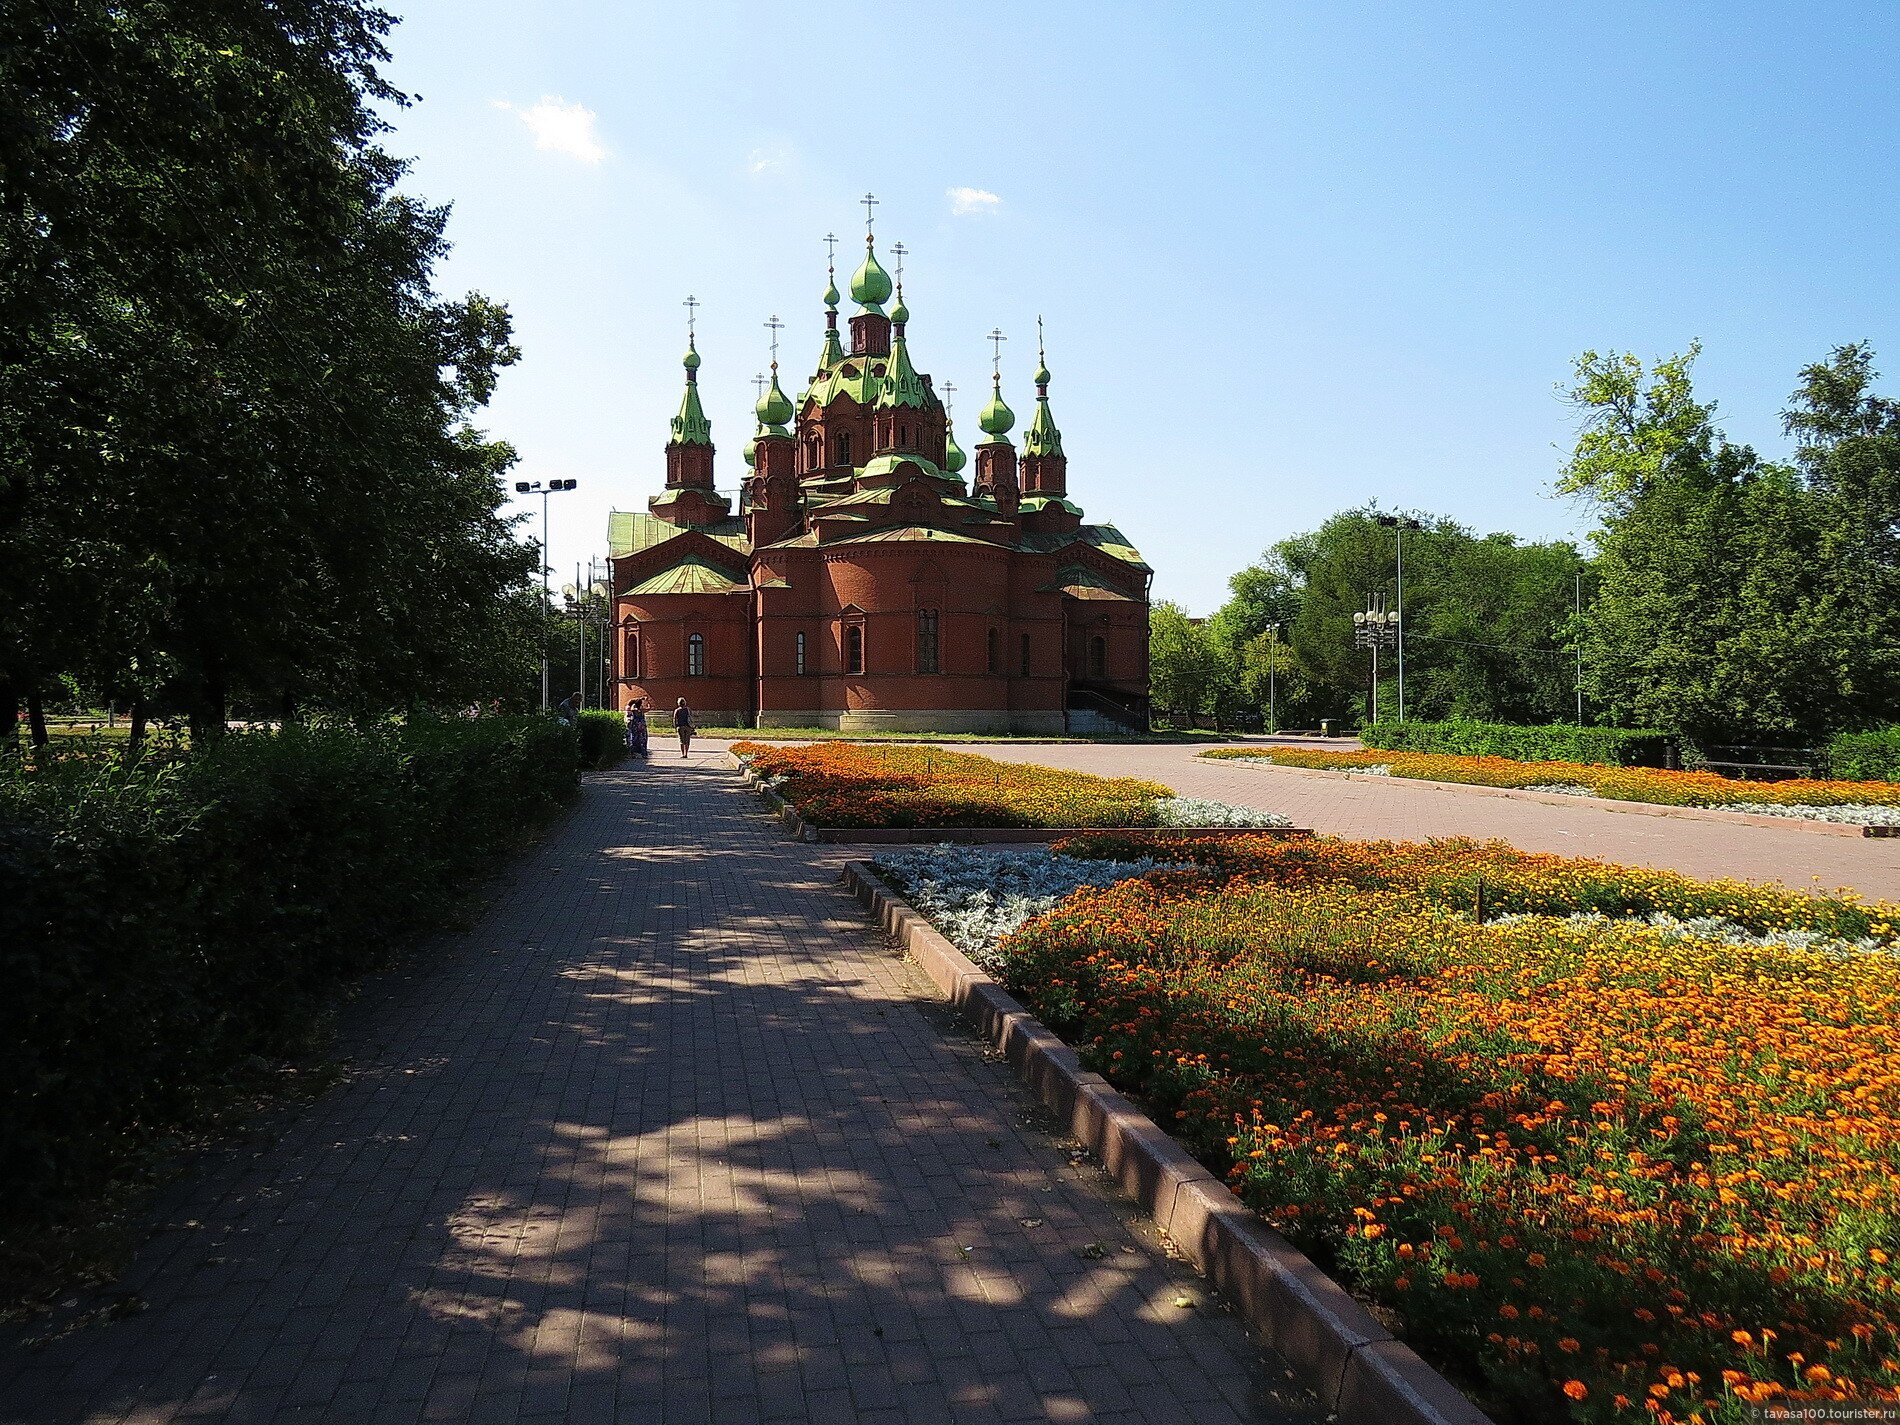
[943,420,967,474]
[743,430,758,467]
[755,367,794,430]
[978,376,1015,437]
[850,239,893,309]
[683,337,701,372]
[890,294,910,325]
[823,274,840,311]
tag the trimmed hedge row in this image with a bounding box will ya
[577,708,627,768]
[0,718,577,1219]
[1830,728,1900,783]
[1361,718,1672,767]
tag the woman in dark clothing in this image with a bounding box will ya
[624,699,649,758]
[673,699,694,758]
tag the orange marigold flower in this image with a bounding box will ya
[1562,1380,1588,1401]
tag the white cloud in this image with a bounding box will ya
[492,96,606,165]
[746,140,796,177]
[947,186,1002,217]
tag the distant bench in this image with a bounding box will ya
[1701,760,1815,781]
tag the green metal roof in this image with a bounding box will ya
[755,366,794,432]
[943,419,967,474]
[978,375,1014,437]
[627,556,748,596]
[850,239,892,308]
[670,339,712,446]
[801,353,887,410]
[608,511,749,559]
[1024,392,1063,457]
[1018,494,1084,516]
[1018,522,1151,572]
[874,333,931,410]
[826,525,994,546]
[1040,563,1138,600]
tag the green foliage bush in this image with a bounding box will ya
[577,709,626,768]
[1829,728,1900,783]
[0,718,575,1220]
[1362,718,1672,766]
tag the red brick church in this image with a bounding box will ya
[607,216,1151,733]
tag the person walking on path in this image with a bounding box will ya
[624,699,649,759]
[556,691,581,727]
[672,698,694,758]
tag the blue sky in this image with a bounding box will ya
[378,1,1899,614]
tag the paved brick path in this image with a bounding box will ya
[885,741,1900,903]
[1,756,1320,1425]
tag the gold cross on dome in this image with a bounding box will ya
[861,192,878,236]
[683,294,699,338]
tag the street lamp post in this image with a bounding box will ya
[1352,602,1400,725]
[1265,622,1282,734]
[1375,514,1422,723]
[513,478,578,711]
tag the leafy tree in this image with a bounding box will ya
[0,0,535,749]
[1148,602,1222,718]
[1564,345,1897,740]
[1207,511,1583,727]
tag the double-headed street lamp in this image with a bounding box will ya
[1374,513,1422,723]
[514,478,578,711]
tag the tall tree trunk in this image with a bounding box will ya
[127,699,148,758]
[189,660,227,744]
[27,690,49,747]
[0,678,18,758]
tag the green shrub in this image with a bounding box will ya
[1829,727,1900,783]
[1361,719,1672,767]
[577,708,626,768]
[0,718,575,1222]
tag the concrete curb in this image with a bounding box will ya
[725,752,1315,845]
[1213,758,1900,839]
[840,861,1493,1425]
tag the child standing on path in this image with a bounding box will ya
[672,699,694,758]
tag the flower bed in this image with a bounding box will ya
[733,741,1289,830]
[1205,745,1900,813]
[976,833,1900,1421]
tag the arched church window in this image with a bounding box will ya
[916,610,939,674]
[807,437,821,469]
[835,432,852,465]
[795,631,807,676]
[845,625,864,675]
[624,628,640,679]
[899,423,909,447]
[1090,636,1107,679]
[687,632,705,677]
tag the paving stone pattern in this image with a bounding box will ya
[918,741,1900,903]
[0,754,1321,1425]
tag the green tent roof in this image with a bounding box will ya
[627,556,747,596]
